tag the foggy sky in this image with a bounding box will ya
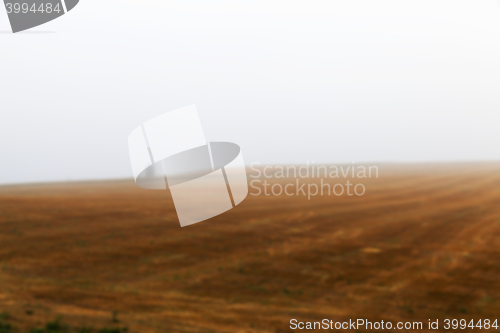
[1,0,500,185]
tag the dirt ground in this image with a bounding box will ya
[1,163,500,332]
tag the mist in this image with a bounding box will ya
[1,0,500,184]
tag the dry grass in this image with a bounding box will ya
[1,163,500,332]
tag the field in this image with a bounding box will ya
[1,163,500,332]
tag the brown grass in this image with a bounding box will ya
[1,163,500,332]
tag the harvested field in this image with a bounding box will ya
[1,163,500,332]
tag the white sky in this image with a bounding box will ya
[1,0,500,184]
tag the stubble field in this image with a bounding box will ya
[1,163,500,332]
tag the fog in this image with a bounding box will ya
[1,0,500,184]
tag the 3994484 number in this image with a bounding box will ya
[444,319,499,330]
[4,2,61,14]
